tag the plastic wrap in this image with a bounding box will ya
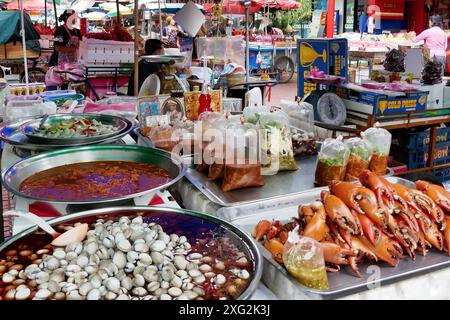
[280,99,315,134]
[221,163,265,192]
[344,137,372,181]
[146,124,178,152]
[282,228,329,290]
[363,124,392,175]
[315,136,349,186]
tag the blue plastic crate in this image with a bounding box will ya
[408,141,450,169]
[408,127,450,149]
[433,167,450,182]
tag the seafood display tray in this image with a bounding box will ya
[218,177,450,299]
[186,155,393,207]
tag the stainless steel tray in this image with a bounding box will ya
[186,155,393,207]
[20,114,129,144]
[0,115,134,151]
[0,206,263,300]
[219,177,450,299]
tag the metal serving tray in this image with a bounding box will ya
[0,115,134,151]
[21,114,129,144]
[186,154,393,207]
[218,177,450,299]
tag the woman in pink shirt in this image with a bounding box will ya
[415,15,448,74]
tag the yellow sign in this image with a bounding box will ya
[299,42,327,67]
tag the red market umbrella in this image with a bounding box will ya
[253,0,301,10]
[203,0,262,15]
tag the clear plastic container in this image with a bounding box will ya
[315,136,350,186]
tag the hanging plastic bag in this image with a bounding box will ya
[315,136,350,186]
[363,123,392,175]
[282,227,329,290]
[344,136,372,181]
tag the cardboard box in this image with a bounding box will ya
[420,82,444,109]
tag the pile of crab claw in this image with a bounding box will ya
[253,170,450,277]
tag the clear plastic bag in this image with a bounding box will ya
[363,123,392,175]
[280,99,315,135]
[344,137,372,181]
[315,136,349,186]
[259,111,298,174]
[147,124,178,152]
[282,228,329,290]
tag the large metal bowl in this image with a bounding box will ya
[2,145,186,208]
[0,206,263,300]
[20,114,130,145]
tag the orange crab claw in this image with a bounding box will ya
[264,238,285,265]
[388,215,418,260]
[321,190,362,235]
[410,189,445,226]
[358,233,403,267]
[443,216,450,255]
[356,212,381,245]
[350,236,378,262]
[416,180,450,213]
[330,181,388,229]
[301,202,329,242]
[359,170,395,209]
[253,220,272,241]
[416,212,444,251]
[320,241,357,266]
[416,231,430,256]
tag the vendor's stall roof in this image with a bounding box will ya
[0,11,39,44]
[4,0,49,10]
[203,0,261,15]
[130,1,205,13]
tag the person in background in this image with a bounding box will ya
[208,18,226,37]
[415,15,448,75]
[162,16,179,48]
[49,9,82,67]
[127,39,165,96]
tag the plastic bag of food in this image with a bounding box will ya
[259,111,298,174]
[344,136,372,181]
[363,123,392,175]
[242,105,272,124]
[147,124,178,152]
[220,122,265,191]
[292,128,318,156]
[315,136,349,186]
[282,227,329,290]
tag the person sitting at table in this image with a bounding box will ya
[127,39,165,96]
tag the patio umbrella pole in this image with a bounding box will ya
[133,0,139,96]
[158,0,162,40]
[245,6,249,83]
[53,0,58,27]
[19,0,29,95]
[45,0,47,27]
[116,0,121,24]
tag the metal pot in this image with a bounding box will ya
[0,206,263,300]
[2,145,186,214]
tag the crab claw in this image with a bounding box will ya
[416,180,450,213]
[264,238,285,265]
[359,170,395,209]
[416,231,430,256]
[410,189,445,226]
[330,181,388,229]
[358,233,403,267]
[356,212,381,245]
[320,241,357,265]
[388,215,418,260]
[301,202,329,242]
[350,236,378,262]
[321,191,362,235]
[253,220,272,241]
[443,216,450,255]
[391,200,420,233]
[348,256,362,278]
[416,212,444,251]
